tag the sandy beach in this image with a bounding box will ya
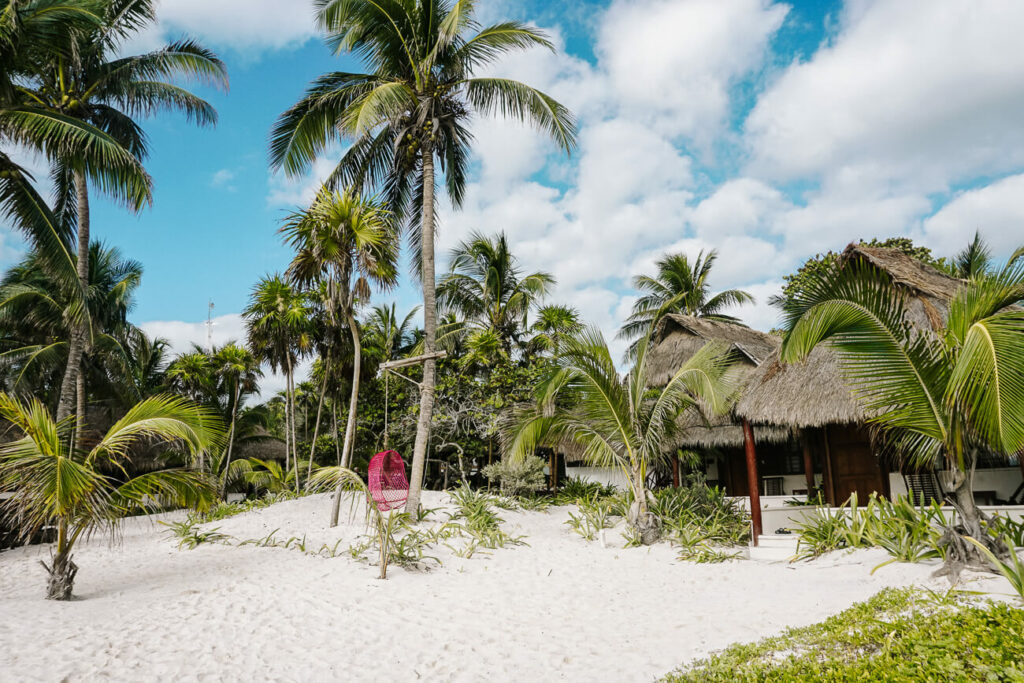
[0,491,1013,682]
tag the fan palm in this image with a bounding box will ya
[437,230,554,359]
[0,393,222,600]
[243,275,313,492]
[779,257,1024,573]
[279,187,399,524]
[507,327,736,544]
[619,250,754,360]
[364,302,419,362]
[14,0,227,423]
[269,0,577,512]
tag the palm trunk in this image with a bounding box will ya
[333,404,341,466]
[937,456,1010,578]
[287,356,299,493]
[628,462,660,545]
[42,521,77,600]
[330,312,362,527]
[221,383,241,497]
[405,150,437,515]
[283,386,291,478]
[306,356,329,485]
[56,172,90,422]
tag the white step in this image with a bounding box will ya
[748,534,798,562]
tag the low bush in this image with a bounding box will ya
[447,485,527,551]
[552,477,617,505]
[663,588,1024,681]
[481,457,546,497]
[653,478,750,548]
[565,491,616,540]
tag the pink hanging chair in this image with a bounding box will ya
[367,450,409,513]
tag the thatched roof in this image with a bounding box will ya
[644,315,789,449]
[736,245,967,428]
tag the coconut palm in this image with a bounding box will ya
[0,392,222,600]
[270,0,577,512]
[211,343,262,495]
[779,257,1024,574]
[527,304,582,357]
[14,0,227,424]
[0,242,142,429]
[279,187,399,524]
[244,275,313,492]
[364,302,419,363]
[619,250,754,360]
[507,327,736,544]
[437,230,554,358]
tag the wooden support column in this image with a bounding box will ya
[822,425,836,506]
[742,419,763,545]
[671,452,680,488]
[801,433,815,495]
[549,450,557,491]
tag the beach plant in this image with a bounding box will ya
[161,519,229,550]
[447,484,525,550]
[663,587,1024,681]
[565,491,615,541]
[270,0,577,515]
[618,250,754,361]
[508,327,735,545]
[779,254,1024,576]
[482,455,546,498]
[966,537,1024,601]
[0,393,221,599]
[514,495,551,512]
[551,477,617,505]
[653,479,749,547]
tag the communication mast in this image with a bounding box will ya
[206,300,215,352]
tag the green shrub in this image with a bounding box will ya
[552,477,617,505]
[663,588,1024,681]
[482,457,546,497]
[653,480,749,547]
[794,493,945,564]
[447,485,526,550]
[565,491,616,540]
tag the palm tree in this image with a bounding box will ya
[269,0,577,513]
[244,275,312,492]
[528,303,582,357]
[0,242,142,431]
[437,230,554,358]
[779,257,1024,574]
[0,0,149,293]
[618,250,754,360]
[0,393,222,600]
[166,349,214,404]
[15,0,227,424]
[507,327,736,544]
[211,343,262,495]
[364,302,419,363]
[279,187,399,524]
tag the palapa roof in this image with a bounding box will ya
[645,314,789,449]
[736,244,967,429]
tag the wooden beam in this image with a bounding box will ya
[379,350,447,372]
[742,419,763,545]
[822,425,836,506]
[671,453,680,488]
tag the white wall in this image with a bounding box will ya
[564,466,630,490]
[889,468,1022,502]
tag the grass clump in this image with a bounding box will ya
[663,588,1024,682]
[552,477,617,505]
[565,491,617,540]
[446,485,526,552]
[161,520,230,550]
[794,493,947,564]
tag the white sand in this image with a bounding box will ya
[0,491,1014,682]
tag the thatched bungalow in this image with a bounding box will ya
[736,244,1024,513]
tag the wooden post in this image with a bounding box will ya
[671,452,680,488]
[742,419,763,545]
[549,450,556,491]
[801,433,815,495]
[822,425,836,506]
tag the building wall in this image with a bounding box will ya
[564,466,630,490]
[888,468,1022,502]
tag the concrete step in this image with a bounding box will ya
[749,534,798,562]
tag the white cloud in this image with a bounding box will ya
[599,0,788,145]
[140,313,309,399]
[920,174,1024,256]
[210,169,236,190]
[746,0,1024,191]
[153,0,318,52]
[266,152,341,208]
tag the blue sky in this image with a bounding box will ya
[5,0,1024,394]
